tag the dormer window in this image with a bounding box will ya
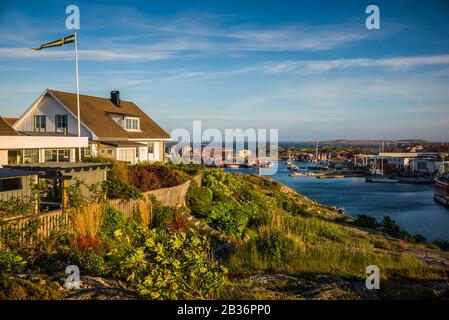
[124,117,140,131]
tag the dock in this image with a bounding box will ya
[316,175,345,179]
[434,193,449,208]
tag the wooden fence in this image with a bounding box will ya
[0,174,202,243]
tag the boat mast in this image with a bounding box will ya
[381,141,384,176]
[315,140,319,162]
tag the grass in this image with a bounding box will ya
[136,199,153,229]
[185,169,449,291]
[70,203,105,238]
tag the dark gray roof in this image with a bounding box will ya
[100,141,145,148]
[0,168,43,179]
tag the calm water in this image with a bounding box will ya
[225,162,449,241]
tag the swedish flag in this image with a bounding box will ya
[31,34,75,51]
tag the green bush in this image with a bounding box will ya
[0,276,62,300]
[186,181,213,219]
[254,229,297,266]
[381,216,410,239]
[0,197,33,216]
[433,240,449,251]
[353,215,381,230]
[151,199,176,230]
[114,229,226,299]
[72,251,110,276]
[102,178,141,200]
[100,204,127,240]
[0,250,25,274]
[208,201,249,238]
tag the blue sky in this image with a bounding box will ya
[1,0,449,141]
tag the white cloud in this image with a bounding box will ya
[0,47,172,61]
[259,55,449,75]
[0,9,388,62]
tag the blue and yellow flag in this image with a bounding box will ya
[31,34,75,51]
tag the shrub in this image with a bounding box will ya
[353,215,381,230]
[0,223,21,248]
[381,216,409,239]
[167,210,188,234]
[208,201,249,239]
[99,205,127,240]
[413,234,427,244]
[0,197,33,216]
[135,200,153,229]
[186,181,213,218]
[70,203,105,238]
[69,236,110,276]
[102,178,141,200]
[116,229,226,299]
[0,250,25,274]
[167,162,201,176]
[128,165,184,192]
[0,276,62,300]
[433,240,449,251]
[151,200,176,230]
[254,228,297,267]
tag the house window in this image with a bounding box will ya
[44,149,57,162]
[124,117,140,131]
[55,115,68,132]
[58,149,70,162]
[24,149,39,163]
[34,115,46,132]
[82,147,91,157]
[417,162,427,170]
[117,148,136,162]
[148,142,154,154]
[8,150,23,164]
[0,178,23,192]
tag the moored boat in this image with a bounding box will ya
[434,176,449,194]
[366,176,399,183]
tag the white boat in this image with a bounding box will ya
[366,141,398,183]
[366,176,398,183]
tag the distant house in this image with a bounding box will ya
[13,89,171,163]
[0,116,88,166]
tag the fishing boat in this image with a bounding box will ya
[434,176,449,194]
[365,141,398,183]
[289,171,325,177]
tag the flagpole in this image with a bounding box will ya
[74,30,81,161]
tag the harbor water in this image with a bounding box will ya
[225,161,449,241]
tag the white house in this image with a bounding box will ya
[12,89,171,163]
[0,116,87,166]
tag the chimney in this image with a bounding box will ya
[111,91,120,107]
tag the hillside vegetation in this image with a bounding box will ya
[1,163,449,300]
[186,169,449,299]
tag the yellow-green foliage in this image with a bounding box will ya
[70,203,105,238]
[196,170,448,282]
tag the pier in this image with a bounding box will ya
[434,193,449,208]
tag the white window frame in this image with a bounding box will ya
[55,114,68,132]
[34,115,46,132]
[124,117,140,131]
